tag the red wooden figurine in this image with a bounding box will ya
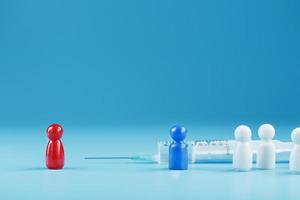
[46,123,65,169]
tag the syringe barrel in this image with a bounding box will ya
[156,140,292,164]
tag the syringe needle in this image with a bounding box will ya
[84,155,157,162]
[84,156,132,160]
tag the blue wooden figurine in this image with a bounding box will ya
[169,125,188,170]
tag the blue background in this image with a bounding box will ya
[0,0,300,199]
[1,0,300,126]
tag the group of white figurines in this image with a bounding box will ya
[233,124,300,172]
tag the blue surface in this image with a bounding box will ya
[1,0,300,199]
[0,125,299,199]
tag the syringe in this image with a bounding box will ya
[85,140,293,164]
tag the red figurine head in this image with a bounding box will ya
[47,123,63,141]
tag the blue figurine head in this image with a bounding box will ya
[170,125,187,142]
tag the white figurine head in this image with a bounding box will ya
[234,125,252,142]
[258,124,275,141]
[291,128,300,145]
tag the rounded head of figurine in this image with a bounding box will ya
[234,125,251,142]
[170,125,187,142]
[291,128,300,145]
[258,124,275,141]
[47,123,63,141]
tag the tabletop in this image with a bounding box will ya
[0,125,298,199]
